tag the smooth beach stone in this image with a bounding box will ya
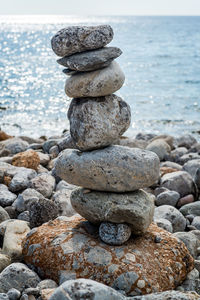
[29,173,55,198]
[155,190,180,207]
[160,171,197,198]
[180,202,200,217]
[68,95,131,151]
[62,68,80,76]
[99,222,132,245]
[173,232,199,258]
[49,279,126,300]
[133,290,200,300]
[54,145,160,192]
[0,189,17,207]
[155,218,173,233]
[146,139,171,161]
[70,188,154,234]
[57,47,122,71]
[22,216,194,296]
[183,159,200,178]
[51,25,113,57]
[65,61,125,97]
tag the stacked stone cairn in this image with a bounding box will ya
[51,25,160,245]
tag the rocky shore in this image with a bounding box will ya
[0,24,200,300]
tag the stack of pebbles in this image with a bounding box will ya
[51,25,160,245]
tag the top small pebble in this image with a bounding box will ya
[51,25,114,57]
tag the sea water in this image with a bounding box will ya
[0,15,200,139]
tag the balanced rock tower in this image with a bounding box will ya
[22,25,194,296]
[51,25,160,244]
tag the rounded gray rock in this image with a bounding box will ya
[99,222,131,245]
[0,207,10,223]
[65,61,125,98]
[160,171,197,198]
[57,46,122,71]
[51,25,114,57]
[180,202,200,217]
[0,190,17,207]
[54,145,160,192]
[29,174,55,198]
[155,190,180,207]
[0,263,40,293]
[70,188,154,234]
[173,231,200,258]
[154,205,186,232]
[155,218,173,233]
[191,216,200,231]
[183,159,200,178]
[7,288,21,300]
[49,278,126,300]
[68,95,131,151]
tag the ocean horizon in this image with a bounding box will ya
[0,15,200,139]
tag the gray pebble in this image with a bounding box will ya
[99,222,131,245]
[37,279,58,290]
[0,294,9,300]
[155,190,180,207]
[7,288,21,300]
[17,211,30,222]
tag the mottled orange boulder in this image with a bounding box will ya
[12,150,40,170]
[0,131,12,141]
[160,166,179,177]
[22,216,194,296]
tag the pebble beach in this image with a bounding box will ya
[0,22,200,300]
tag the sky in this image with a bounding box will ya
[0,0,200,15]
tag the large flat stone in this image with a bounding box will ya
[57,47,122,71]
[54,145,160,192]
[65,61,125,98]
[68,95,131,151]
[51,25,113,57]
[22,216,194,296]
[70,188,154,234]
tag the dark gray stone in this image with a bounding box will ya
[0,138,28,156]
[7,288,21,300]
[57,47,122,71]
[195,168,200,190]
[173,232,200,258]
[99,222,131,245]
[183,159,200,178]
[29,174,55,198]
[62,68,80,76]
[51,25,114,57]
[0,207,10,223]
[192,217,200,231]
[175,134,197,149]
[9,168,37,193]
[155,190,180,207]
[28,198,59,228]
[180,202,200,217]
[0,263,40,293]
[68,95,131,151]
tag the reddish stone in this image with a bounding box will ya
[177,194,195,208]
[12,150,40,170]
[0,131,13,141]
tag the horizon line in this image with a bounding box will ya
[0,14,200,17]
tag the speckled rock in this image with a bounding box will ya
[2,220,30,261]
[51,25,113,57]
[154,205,186,232]
[68,95,131,151]
[160,171,197,198]
[180,202,200,217]
[58,47,122,71]
[146,139,171,161]
[65,61,125,98]
[12,150,40,170]
[155,218,173,233]
[57,133,76,151]
[54,145,160,192]
[28,198,59,228]
[49,279,126,300]
[37,279,58,290]
[29,174,55,198]
[9,168,37,193]
[99,222,131,245]
[12,188,44,213]
[0,263,40,293]
[22,216,194,296]
[71,188,154,234]
[0,189,17,207]
[7,288,21,300]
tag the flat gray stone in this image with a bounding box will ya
[0,263,40,293]
[154,205,186,232]
[71,188,154,234]
[54,145,160,192]
[155,190,180,207]
[62,68,79,76]
[99,222,131,245]
[51,25,113,57]
[65,61,125,97]
[68,95,131,151]
[160,171,197,198]
[0,190,17,207]
[49,278,125,300]
[57,47,122,71]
